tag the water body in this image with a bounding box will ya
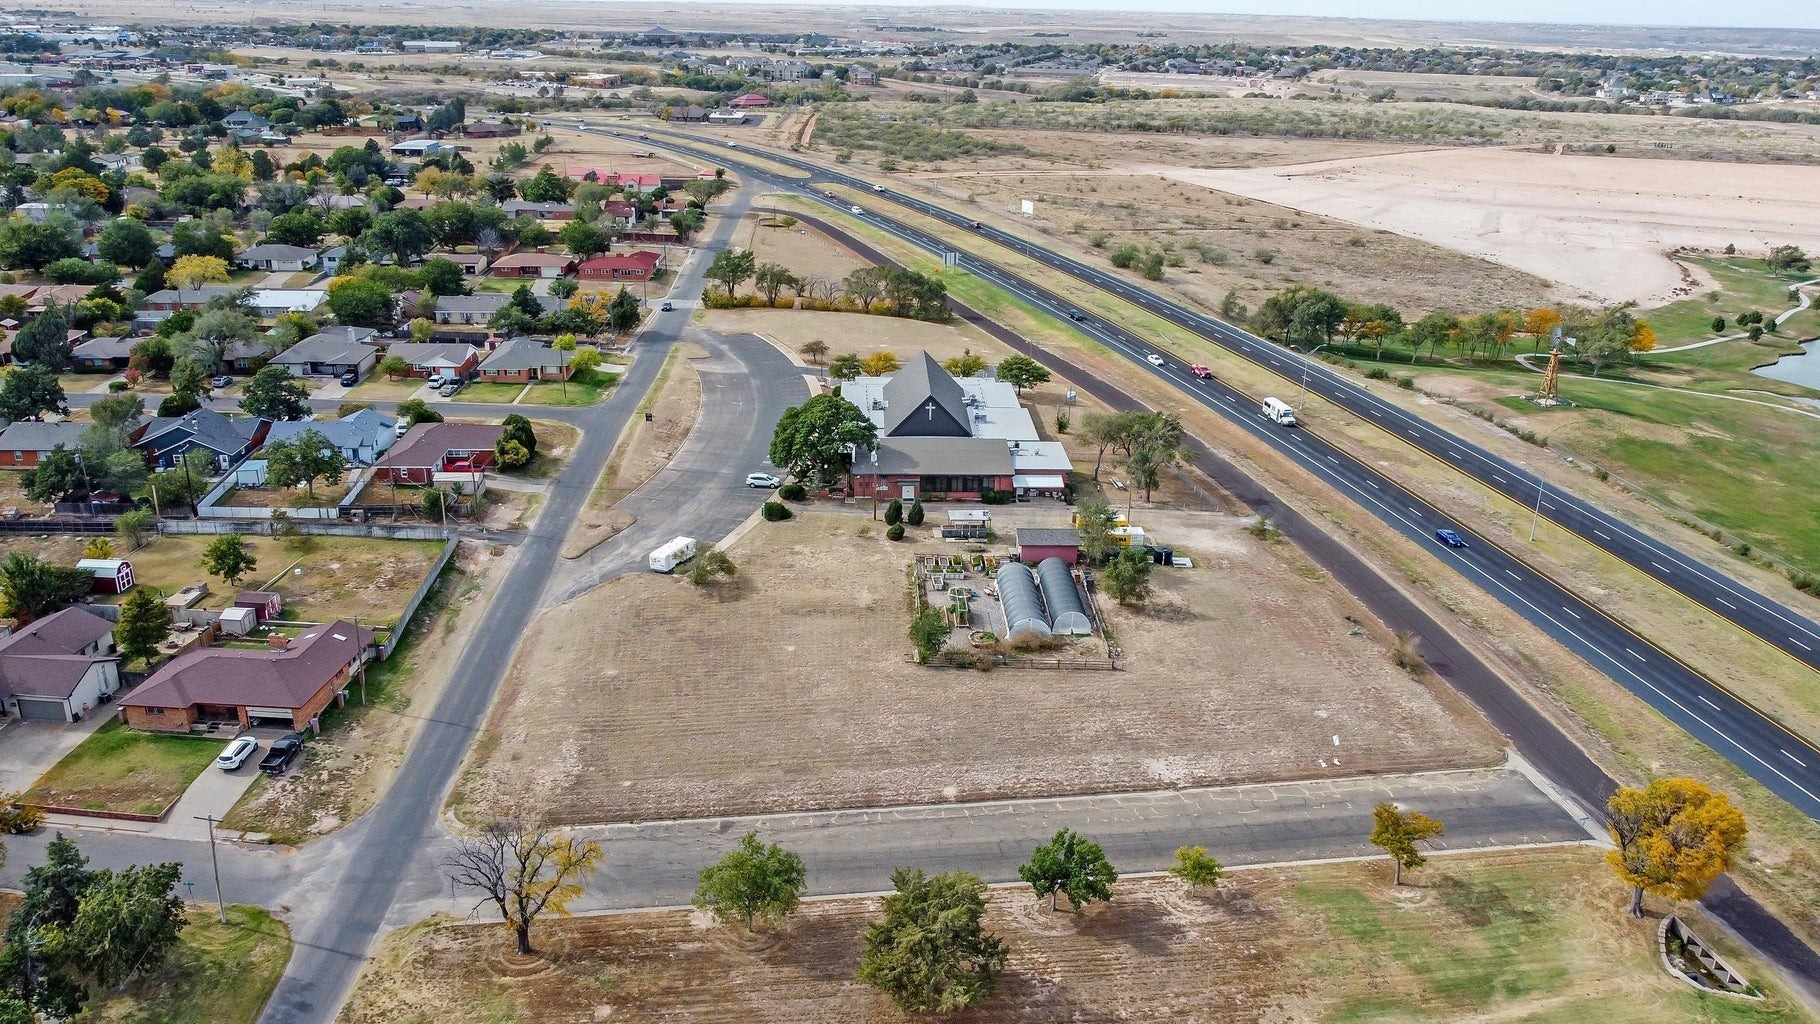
[1751,340,1820,391]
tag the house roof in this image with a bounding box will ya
[144,285,241,306]
[137,408,262,457]
[435,293,515,315]
[0,419,85,453]
[274,327,380,367]
[578,250,660,272]
[238,243,318,262]
[386,342,478,367]
[375,422,505,471]
[867,437,1014,477]
[1017,527,1081,547]
[492,252,576,269]
[71,334,136,359]
[264,409,395,452]
[882,352,971,437]
[480,337,569,372]
[502,200,574,215]
[0,607,117,700]
[120,621,374,713]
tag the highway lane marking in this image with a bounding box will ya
[1562,606,1581,619]
[1492,474,1506,484]
[1326,456,1339,465]
[1792,637,1814,651]
[1367,480,1380,488]
[1784,749,1809,768]
[1716,597,1737,609]
[1407,507,1422,517]
[1625,648,1646,661]
[1700,695,1723,711]
[1594,530,1610,539]
[1370,410,1382,418]
[1506,570,1521,580]
[1651,562,1669,573]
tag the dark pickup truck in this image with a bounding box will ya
[258,733,304,775]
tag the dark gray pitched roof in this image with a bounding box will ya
[137,408,260,456]
[882,352,972,438]
[0,419,86,453]
[869,437,1012,476]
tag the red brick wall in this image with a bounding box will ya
[0,450,41,467]
[122,704,198,732]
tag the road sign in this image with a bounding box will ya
[1020,199,1035,217]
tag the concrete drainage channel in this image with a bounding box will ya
[1660,914,1764,1000]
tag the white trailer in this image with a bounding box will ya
[1262,396,1297,426]
[648,536,697,573]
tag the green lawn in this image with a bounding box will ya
[1288,853,1802,1024]
[24,721,224,816]
[518,368,619,406]
[1646,256,1817,347]
[74,904,293,1024]
[451,381,528,404]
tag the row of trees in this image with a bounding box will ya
[704,249,953,324]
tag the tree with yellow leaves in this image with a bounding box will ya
[211,145,254,181]
[168,254,231,291]
[1629,320,1658,356]
[858,351,900,377]
[1522,306,1563,341]
[1369,801,1445,886]
[443,814,604,955]
[1606,778,1746,918]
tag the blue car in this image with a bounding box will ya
[1435,528,1467,548]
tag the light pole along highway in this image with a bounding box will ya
[611,124,1820,821]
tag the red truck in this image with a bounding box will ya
[1190,364,1214,379]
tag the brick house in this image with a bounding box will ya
[577,250,662,281]
[119,622,375,733]
[477,337,580,383]
[383,342,481,379]
[372,422,503,485]
[489,252,577,279]
[0,420,86,468]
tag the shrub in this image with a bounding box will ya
[107,379,128,392]
[884,498,903,526]
[779,482,807,501]
[1366,366,1390,380]
[980,489,1011,505]
[0,795,44,834]
[1395,375,1416,390]
[762,500,792,521]
[906,499,925,526]
[886,523,906,541]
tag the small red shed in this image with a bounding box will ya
[1016,528,1082,566]
[76,558,135,594]
[235,590,284,621]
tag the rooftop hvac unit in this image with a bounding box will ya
[872,400,886,410]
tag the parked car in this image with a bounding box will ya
[258,733,304,775]
[661,300,674,311]
[1435,528,1468,549]
[216,735,258,771]
[1146,353,1165,366]
[395,418,414,438]
[339,371,360,387]
[209,375,234,388]
[746,472,783,489]
[439,382,461,397]
[425,374,449,389]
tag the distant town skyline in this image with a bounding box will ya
[711,0,1820,32]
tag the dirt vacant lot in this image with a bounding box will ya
[456,507,1494,825]
[338,847,1807,1024]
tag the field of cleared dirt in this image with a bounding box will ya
[1163,147,1820,307]
[454,506,1495,825]
[338,847,1810,1024]
[742,211,872,286]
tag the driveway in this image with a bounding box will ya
[152,743,266,841]
[0,712,112,793]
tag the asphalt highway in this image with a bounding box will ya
[624,127,1820,823]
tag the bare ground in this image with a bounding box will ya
[455,508,1495,825]
[337,847,1813,1024]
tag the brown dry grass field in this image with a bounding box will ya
[455,507,1495,825]
[338,847,1810,1024]
[743,212,872,285]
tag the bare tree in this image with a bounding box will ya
[442,814,604,955]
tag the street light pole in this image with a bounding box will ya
[196,813,227,924]
[1529,472,1547,542]
[1297,343,1330,413]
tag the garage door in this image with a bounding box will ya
[14,698,68,722]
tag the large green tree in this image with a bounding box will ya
[1099,548,1154,606]
[11,305,73,369]
[693,833,807,933]
[768,392,876,487]
[858,869,1006,1014]
[705,247,757,299]
[356,208,434,266]
[0,363,68,421]
[994,354,1050,393]
[325,278,397,329]
[0,553,94,623]
[96,217,157,269]
[1018,828,1119,912]
[62,861,187,989]
[263,427,349,497]
[238,365,311,420]
[200,534,257,587]
[115,585,174,668]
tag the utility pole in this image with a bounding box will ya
[196,813,227,924]
[1297,343,1330,413]
[1529,473,1547,543]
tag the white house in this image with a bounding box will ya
[0,607,122,722]
[235,244,320,273]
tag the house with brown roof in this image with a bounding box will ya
[120,621,375,733]
[489,252,577,279]
[477,337,581,384]
[0,607,121,722]
[372,422,503,485]
[577,250,662,281]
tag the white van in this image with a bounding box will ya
[1262,397,1297,426]
[648,536,697,573]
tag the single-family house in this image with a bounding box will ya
[263,408,397,466]
[235,243,320,273]
[0,607,121,722]
[462,121,521,139]
[427,251,490,275]
[501,200,575,221]
[0,420,87,468]
[372,422,503,485]
[389,139,450,158]
[851,67,878,86]
[246,289,328,318]
[221,109,271,132]
[728,92,772,108]
[143,285,242,311]
[120,621,375,733]
[69,334,137,371]
[133,408,269,471]
[320,244,349,275]
[477,337,580,383]
[271,327,381,378]
[666,104,709,122]
[433,293,513,326]
[489,252,577,279]
[578,250,662,281]
[383,342,480,379]
[615,172,662,195]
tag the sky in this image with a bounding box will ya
[747,0,1820,31]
